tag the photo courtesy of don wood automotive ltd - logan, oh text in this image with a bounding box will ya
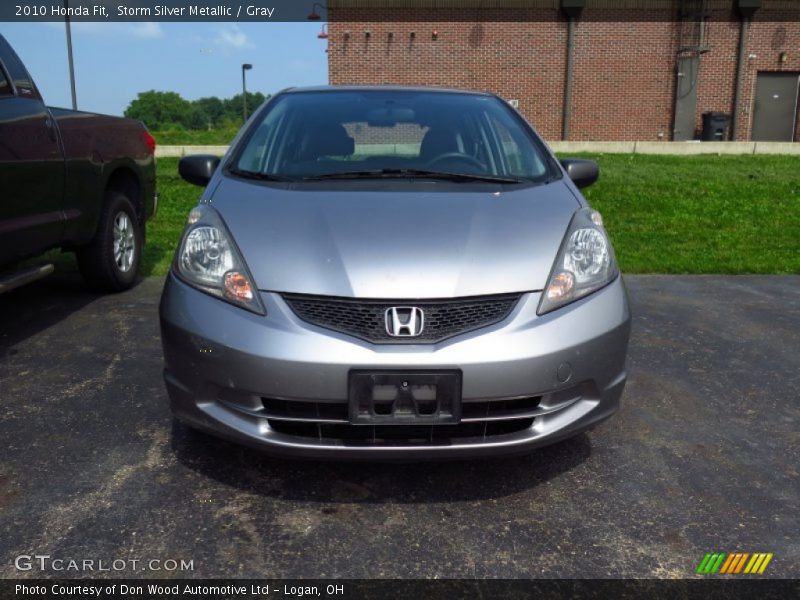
[0,1,799,599]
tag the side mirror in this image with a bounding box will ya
[560,158,599,189]
[179,155,221,187]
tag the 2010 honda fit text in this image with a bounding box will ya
[159,86,631,459]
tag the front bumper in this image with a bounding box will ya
[160,274,631,460]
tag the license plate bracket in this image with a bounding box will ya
[348,370,462,425]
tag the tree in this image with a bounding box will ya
[124,90,271,131]
[124,90,194,130]
[224,92,267,122]
[194,96,226,128]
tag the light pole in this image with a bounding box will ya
[64,0,77,109]
[241,63,253,123]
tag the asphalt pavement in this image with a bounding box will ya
[0,274,798,578]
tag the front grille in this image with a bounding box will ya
[257,395,542,424]
[217,387,584,447]
[282,293,522,343]
[266,419,535,445]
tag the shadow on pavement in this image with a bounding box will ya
[0,273,111,352]
[170,420,592,504]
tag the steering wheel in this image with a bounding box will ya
[425,152,486,171]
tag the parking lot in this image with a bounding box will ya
[0,274,798,578]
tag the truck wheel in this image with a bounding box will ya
[77,191,142,292]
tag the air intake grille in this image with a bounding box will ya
[282,293,522,344]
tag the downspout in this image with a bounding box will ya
[561,1,585,140]
[563,17,576,140]
[733,0,761,140]
[731,17,749,140]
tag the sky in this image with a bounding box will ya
[0,22,329,115]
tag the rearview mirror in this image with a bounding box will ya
[179,155,221,187]
[366,107,415,127]
[560,158,599,189]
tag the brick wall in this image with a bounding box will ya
[328,7,800,141]
[569,15,677,140]
[696,10,800,141]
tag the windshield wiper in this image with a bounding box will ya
[302,168,521,184]
[228,168,294,182]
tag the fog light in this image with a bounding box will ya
[224,271,254,301]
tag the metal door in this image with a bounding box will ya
[751,72,799,142]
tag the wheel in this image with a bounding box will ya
[77,190,142,292]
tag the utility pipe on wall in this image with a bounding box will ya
[733,0,762,140]
[563,16,576,140]
[731,17,749,140]
[560,1,585,141]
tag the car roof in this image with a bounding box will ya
[282,85,493,96]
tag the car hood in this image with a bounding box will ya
[210,178,578,299]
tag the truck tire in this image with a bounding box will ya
[77,191,142,292]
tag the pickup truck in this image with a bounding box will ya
[0,34,156,293]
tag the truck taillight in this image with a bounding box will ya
[143,130,156,155]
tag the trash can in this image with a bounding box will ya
[701,112,731,141]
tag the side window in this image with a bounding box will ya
[0,40,37,98]
[0,63,12,97]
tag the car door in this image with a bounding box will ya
[0,35,65,265]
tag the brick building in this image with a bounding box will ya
[326,0,800,141]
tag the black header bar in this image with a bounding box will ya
[3,1,800,22]
[3,579,800,600]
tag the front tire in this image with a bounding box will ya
[77,191,142,292]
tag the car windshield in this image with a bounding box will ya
[233,90,553,183]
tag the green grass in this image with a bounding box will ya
[40,154,800,277]
[576,154,800,273]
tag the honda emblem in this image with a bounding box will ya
[385,307,424,337]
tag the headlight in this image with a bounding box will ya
[174,204,265,315]
[538,208,618,315]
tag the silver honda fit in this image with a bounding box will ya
[160,86,631,459]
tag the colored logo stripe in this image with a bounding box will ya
[696,553,712,574]
[732,553,749,573]
[719,554,736,574]
[697,553,726,574]
[699,552,773,575]
[759,553,774,573]
[739,553,751,573]
[745,553,773,574]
